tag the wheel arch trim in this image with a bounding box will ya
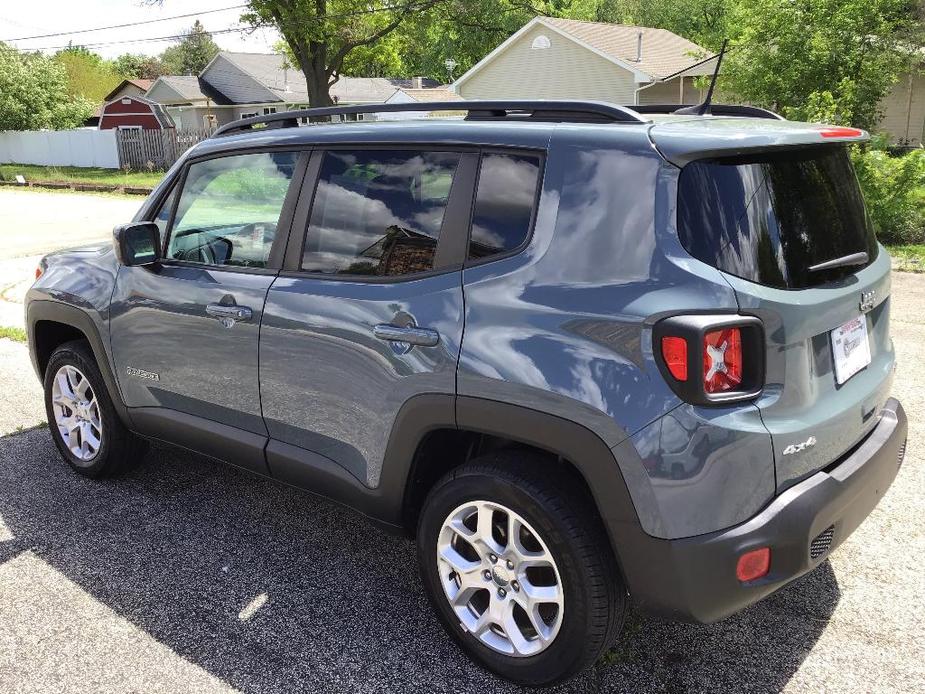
[27,300,132,428]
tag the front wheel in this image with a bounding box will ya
[417,452,625,686]
[44,340,146,478]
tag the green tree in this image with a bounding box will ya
[721,0,923,130]
[242,0,453,106]
[54,45,122,103]
[113,53,167,80]
[0,44,93,130]
[160,20,219,75]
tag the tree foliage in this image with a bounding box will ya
[720,0,923,130]
[160,21,220,75]
[0,44,94,131]
[54,46,123,103]
[112,53,168,80]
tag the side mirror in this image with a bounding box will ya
[113,222,161,266]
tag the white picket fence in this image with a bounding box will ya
[0,129,120,168]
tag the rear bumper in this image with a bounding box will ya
[624,398,907,623]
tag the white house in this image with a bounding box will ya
[452,17,718,106]
[379,87,463,120]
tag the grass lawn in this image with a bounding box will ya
[0,163,163,188]
[0,326,27,343]
[887,244,925,272]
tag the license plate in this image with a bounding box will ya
[831,316,871,385]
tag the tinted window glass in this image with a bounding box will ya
[167,152,297,268]
[677,146,877,289]
[302,150,460,277]
[468,153,541,260]
[153,186,177,241]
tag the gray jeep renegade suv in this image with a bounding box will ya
[26,101,908,686]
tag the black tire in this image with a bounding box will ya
[417,451,625,686]
[44,340,146,478]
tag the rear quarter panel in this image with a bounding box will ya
[457,126,777,538]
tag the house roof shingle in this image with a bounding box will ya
[542,17,715,79]
[218,52,434,104]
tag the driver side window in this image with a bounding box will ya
[167,151,297,268]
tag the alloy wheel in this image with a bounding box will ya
[436,500,565,657]
[51,364,102,463]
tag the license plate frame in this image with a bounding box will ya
[830,316,871,385]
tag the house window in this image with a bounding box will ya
[531,35,551,49]
[263,107,277,115]
[240,112,258,120]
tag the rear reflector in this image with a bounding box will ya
[703,328,742,393]
[736,547,771,582]
[819,126,864,138]
[660,336,688,381]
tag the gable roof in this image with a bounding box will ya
[454,16,717,89]
[103,78,153,102]
[543,18,714,79]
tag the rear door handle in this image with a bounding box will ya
[373,323,440,347]
[206,304,253,322]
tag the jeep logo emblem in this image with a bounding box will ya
[860,290,876,313]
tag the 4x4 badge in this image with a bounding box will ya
[860,290,876,313]
[783,436,816,456]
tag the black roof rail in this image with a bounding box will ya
[211,99,649,137]
[629,103,785,120]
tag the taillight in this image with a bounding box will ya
[660,336,688,381]
[654,315,763,405]
[34,265,43,281]
[703,327,742,393]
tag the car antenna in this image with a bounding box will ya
[674,39,728,116]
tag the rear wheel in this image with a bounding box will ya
[44,340,146,477]
[417,452,625,686]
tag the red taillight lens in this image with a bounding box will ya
[703,327,742,393]
[35,266,43,280]
[660,336,688,381]
[736,547,771,582]
[819,126,864,138]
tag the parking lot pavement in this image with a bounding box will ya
[0,273,923,693]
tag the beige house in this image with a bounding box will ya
[879,63,925,145]
[453,17,717,106]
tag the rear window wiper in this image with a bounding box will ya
[808,251,869,273]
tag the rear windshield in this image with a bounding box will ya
[677,145,877,289]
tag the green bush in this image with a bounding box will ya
[851,144,925,245]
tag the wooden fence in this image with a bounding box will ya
[115,128,214,170]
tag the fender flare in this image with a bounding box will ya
[380,394,657,593]
[27,299,132,427]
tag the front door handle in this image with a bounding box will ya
[373,323,440,347]
[206,303,253,322]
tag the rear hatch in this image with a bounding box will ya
[652,118,894,491]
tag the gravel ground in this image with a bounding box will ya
[0,273,922,694]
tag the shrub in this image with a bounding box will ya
[852,145,925,245]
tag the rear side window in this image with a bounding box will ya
[301,149,460,277]
[468,152,541,261]
[677,145,878,289]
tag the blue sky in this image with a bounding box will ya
[0,0,280,58]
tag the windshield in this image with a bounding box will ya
[677,145,878,289]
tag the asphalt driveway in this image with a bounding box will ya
[0,270,922,692]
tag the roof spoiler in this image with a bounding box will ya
[631,104,785,120]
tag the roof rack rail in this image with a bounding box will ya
[629,103,785,120]
[211,99,649,137]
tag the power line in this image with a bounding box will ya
[15,27,248,52]
[1,4,248,42]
